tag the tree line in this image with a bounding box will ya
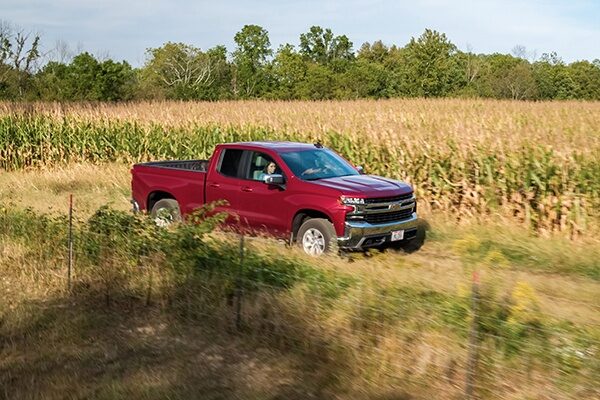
[1,21,599,101]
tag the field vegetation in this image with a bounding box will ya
[2,99,599,235]
[1,164,599,399]
[1,98,599,399]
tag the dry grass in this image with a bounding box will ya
[3,99,599,153]
[0,163,130,216]
[2,101,600,398]
[245,232,600,327]
[2,218,598,399]
[0,294,318,399]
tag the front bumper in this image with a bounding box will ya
[337,212,419,249]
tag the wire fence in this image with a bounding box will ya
[0,200,599,400]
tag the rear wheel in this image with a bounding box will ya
[151,199,181,227]
[297,218,336,256]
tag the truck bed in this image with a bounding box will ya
[135,159,208,172]
[131,159,208,214]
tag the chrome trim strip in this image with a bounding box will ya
[362,201,415,214]
[364,194,415,204]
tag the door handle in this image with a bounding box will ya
[209,183,220,188]
[241,186,253,192]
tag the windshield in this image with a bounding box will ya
[280,149,360,181]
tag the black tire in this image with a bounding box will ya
[151,198,182,227]
[296,218,336,256]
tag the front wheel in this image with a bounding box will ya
[297,218,337,256]
[151,199,182,227]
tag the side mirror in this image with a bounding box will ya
[356,166,365,175]
[263,174,285,185]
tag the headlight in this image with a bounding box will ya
[340,195,365,205]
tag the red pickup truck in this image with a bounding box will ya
[131,142,422,255]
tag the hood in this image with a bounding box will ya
[308,175,412,198]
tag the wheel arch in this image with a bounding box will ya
[147,190,177,213]
[291,209,334,242]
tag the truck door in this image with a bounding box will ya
[236,151,289,237]
[205,148,249,225]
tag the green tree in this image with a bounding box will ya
[64,52,102,99]
[566,60,600,100]
[140,42,229,100]
[399,29,461,97]
[35,52,135,101]
[232,24,272,98]
[299,26,354,66]
[96,59,136,101]
[357,41,390,64]
[204,45,233,99]
[374,45,408,97]
[0,21,41,99]
[451,50,487,97]
[476,54,537,99]
[5,18,600,102]
[270,44,306,99]
[533,53,561,99]
[532,53,576,100]
[336,58,390,99]
[295,63,336,100]
[34,61,69,100]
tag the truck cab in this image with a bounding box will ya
[131,142,422,255]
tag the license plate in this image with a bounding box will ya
[391,230,404,241]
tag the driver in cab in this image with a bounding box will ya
[258,161,277,181]
[301,155,331,177]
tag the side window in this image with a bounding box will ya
[248,152,280,181]
[218,149,245,178]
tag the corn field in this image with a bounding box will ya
[1,99,599,234]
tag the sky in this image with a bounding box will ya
[1,0,599,67]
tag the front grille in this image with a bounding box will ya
[364,208,414,224]
[364,193,413,204]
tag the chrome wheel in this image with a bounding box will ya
[151,199,181,228]
[154,207,175,227]
[302,228,326,256]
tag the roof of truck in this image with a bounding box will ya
[224,141,324,152]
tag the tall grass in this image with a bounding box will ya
[1,205,599,399]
